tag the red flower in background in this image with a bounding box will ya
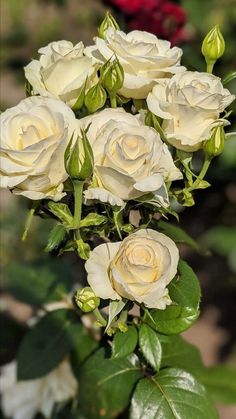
[105,0,187,44]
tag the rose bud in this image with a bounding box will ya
[201,25,225,71]
[98,11,120,39]
[101,58,124,94]
[204,125,225,158]
[84,82,107,114]
[74,287,100,312]
[64,130,94,182]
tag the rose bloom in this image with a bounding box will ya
[80,108,182,207]
[0,96,78,200]
[84,28,185,99]
[0,360,77,419]
[147,71,235,151]
[85,229,179,309]
[24,40,98,107]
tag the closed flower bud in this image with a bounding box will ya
[101,58,124,93]
[201,25,225,66]
[74,287,100,312]
[64,130,94,181]
[204,125,225,158]
[98,12,120,39]
[84,83,107,114]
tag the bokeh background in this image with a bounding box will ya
[0,0,236,417]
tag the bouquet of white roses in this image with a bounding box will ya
[0,13,235,419]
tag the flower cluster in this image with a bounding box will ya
[0,12,235,419]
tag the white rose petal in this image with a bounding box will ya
[0,96,79,200]
[0,360,78,419]
[78,108,181,205]
[85,229,179,309]
[85,28,185,99]
[147,71,235,151]
[25,40,98,107]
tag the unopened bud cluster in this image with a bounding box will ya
[204,125,225,158]
[98,12,120,39]
[201,25,225,69]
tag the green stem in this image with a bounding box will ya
[188,157,212,192]
[22,202,38,241]
[206,61,214,74]
[94,308,107,327]
[73,180,84,229]
[110,93,117,108]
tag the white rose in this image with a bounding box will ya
[85,229,179,309]
[0,360,78,419]
[80,108,182,207]
[0,96,78,200]
[147,71,235,151]
[85,28,185,99]
[24,40,98,107]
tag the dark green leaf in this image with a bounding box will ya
[0,314,27,365]
[6,262,73,306]
[112,326,138,359]
[148,305,199,335]
[79,349,142,419]
[155,220,200,252]
[146,260,201,334]
[45,224,66,252]
[139,324,162,371]
[158,334,203,373]
[197,365,236,405]
[17,309,87,379]
[130,368,218,419]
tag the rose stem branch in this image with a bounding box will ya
[73,180,84,237]
[110,93,117,108]
[188,156,212,192]
[94,308,107,327]
[22,201,38,241]
[207,61,214,74]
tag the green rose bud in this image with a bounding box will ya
[201,25,225,72]
[204,125,225,158]
[74,287,100,312]
[101,58,124,94]
[84,83,107,114]
[98,12,120,39]
[64,130,94,181]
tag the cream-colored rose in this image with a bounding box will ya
[147,71,235,151]
[85,28,185,99]
[85,229,179,309]
[80,108,182,207]
[0,96,78,200]
[24,40,98,107]
[0,360,78,419]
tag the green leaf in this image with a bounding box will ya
[45,224,66,252]
[139,324,162,371]
[17,309,85,379]
[158,334,203,373]
[146,260,201,334]
[48,202,73,227]
[6,262,72,306]
[79,349,142,419]
[105,300,126,332]
[112,326,138,359]
[130,368,218,419]
[76,239,90,260]
[80,213,107,227]
[168,260,201,309]
[155,220,200,252]
[197,365,236,405]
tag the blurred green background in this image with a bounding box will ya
[0,1,236,417]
